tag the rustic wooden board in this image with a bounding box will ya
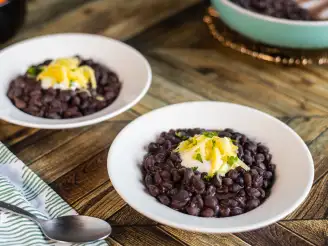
[0,0,327,245]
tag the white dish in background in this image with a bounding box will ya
[107,101,314,233]
[0,33,151,129]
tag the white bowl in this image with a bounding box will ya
[0,33,151,129]
[107,102,314,233]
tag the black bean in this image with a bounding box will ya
[163,140,172,150]
[230,207,243,216]
[170,152,181,163]
[267,164,276,172]
[204,196,218,209]
[186,206,200,216]
[216,186,229,194]
[191,194,204,209]
[243,155,253,165]
[250,169,259,177]
[246,198,260,210]
[160,170,171,181]
[13,97,27,109]
[234,196,246,207]
[154,171,162,185]
[257,144,269,154]
[157,137,165,144]
[216,193,235,200]
[206,185,216,196]
[143,156,155,170]
[171,169,181,182]
[265,153,272,163]
[148,143,159,153]
[162,182,173,190]
[255,153,265,164]
[155,153,166,163]
[245,142,257,153]
[158,195,170,206]
[171,190,190,209]
[258,188,266,198]
[253,175,263,188]
[230,183,242,193]
[236,176,244,186]
[244,173,252,187]
[212,175,222,187]
[145,174,153,187]
[183,168,194,185]
[192,177,205,194]
[246,187,261,198]
[223,178,233,186]
[148,185,160,197]
[219,207,230,217]
[219,131,232,138]
[200,208,214,217]
[264,171,273,179]
[228,170,239,180]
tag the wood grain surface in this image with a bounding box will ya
[1,1,327,245]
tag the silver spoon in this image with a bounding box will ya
[0,201,112,243]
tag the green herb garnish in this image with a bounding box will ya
[203,131,218,138]
[191,167,198,171]
[227,156,239,165]
[204,174,212,181]
[175,132,188,140]
[195,153,203,163]
[26,66,43,77]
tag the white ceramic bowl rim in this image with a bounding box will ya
[221,0,328,26]
[108,101,314,233]
[0,33,152,129]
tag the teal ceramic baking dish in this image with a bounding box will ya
[211,0,328,49]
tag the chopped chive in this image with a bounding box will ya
[227,156,239,165]
[203,131,218,138]
[191,167,198,171]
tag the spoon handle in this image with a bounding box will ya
[0,201,40,223]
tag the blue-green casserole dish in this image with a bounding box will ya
[211,0,328,49]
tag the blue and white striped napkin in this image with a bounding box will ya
[0,142,107,246]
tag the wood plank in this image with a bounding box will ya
[73,181,125,219]
[132,94,167,115]
[148,74,207,104]
[160,226,249,246]
[150,49,328,116]
[50,149,109,204]
[4,0,201,47]
[28,121,127,183]
[234,224,315,246]
[286,172,328,220]
[308,129,328,183]
[111,226,185,246]
[146,54,291,117]
[287,117,328,143]
[0,121,39,146]
[106,237,123,246]
[280,220,328,246]
[109,205,157,226]
[100,0,201,40]
[26,0,95,28]
[14,126,91,165]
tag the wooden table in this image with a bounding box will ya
[1,1,327,245]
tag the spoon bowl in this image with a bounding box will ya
[0,201,111,243]
[39,215,112,243]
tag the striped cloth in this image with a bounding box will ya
[0,142,107,246]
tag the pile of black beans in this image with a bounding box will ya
[142,128,275,218]
[230,0,314,21]
[6,58,121,119]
